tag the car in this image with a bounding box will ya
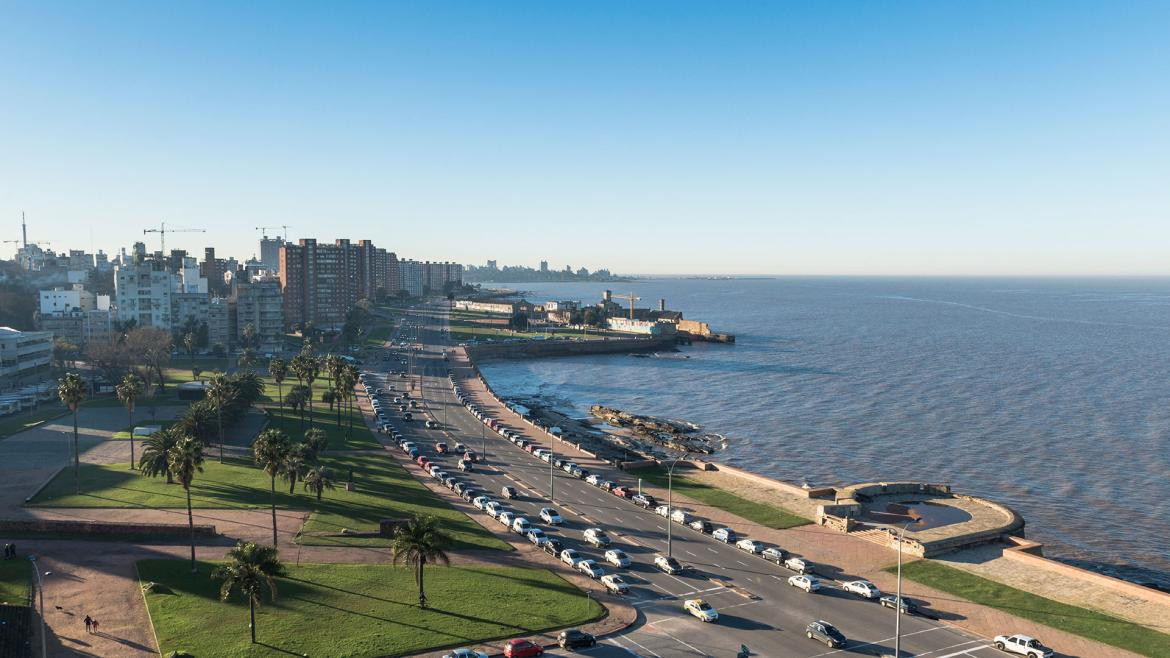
[583,528,611,548]
[992,634,1054,658]
[435,442,448,453]
[501,486,518,499]
[586,474,602,486]
[574,468,590,480]
[406,447,419,458]
[600,574,629,594]
[560,461,577,473]
[788,574,821,592]
[526,528,548,546]
[542,538,564,556]
[498,511,516,527]
[654,554,684,575]
[416,455,429,467]
[443,649,488,658]
[401,441,417,452]
[472,495,492,510]
[557,629,596,651]
[454,443,466,453]
[805,620,846,649]
[736,539,765,554]
[712,527,736,543]
[426,420,439,429]
[459,459,473,472]
[654,504,671,517]
[689,519,713,533]
[632,493,656,508]
[442,476,457,488]
[460,488,479,502]
[539,507,562,525]
[402,412,412,421]
[560,549,584,567]
[525,444,538,453]
[784,556,814,574]
[683,598,718,622]
[842,579,882,599]
[512,517,532,534]
[670,509,691,524]
[762,546,787,563]
[879,595,918,614]
[485,502,503,517]
[553,457,568,468]
[502,638,544,658]
[464,450,478,463]
[612,485,633,498]
[453,481,470,495]
[604,549,630,568]
[576,559,604,579]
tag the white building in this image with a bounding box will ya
[115,263,176,329]
[399,260,425,297]
[40,287,97,314]
[605,317,675,336]
[0,327,53,387]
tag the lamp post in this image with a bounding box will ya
[481,418,486,462]
[894,518,917,658]
[549,444,556,504]
[29,555,49,658]
[666,455,685,558]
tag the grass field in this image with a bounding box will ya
[139,559,603,657]
[365,324,393,347]
[0,405,68,440]
[627,466,809,530]
[0,558,32,606]
[892,560,1170,657]
[110,419,177,440]
[30,453,508,551]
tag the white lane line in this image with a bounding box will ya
[911,640,989,657]
[706,547,718,554]
[713,562,722,569]
[684,550,696,557]
[659,628,705,655]
[806,626,946,657]
[931,648,993,658]
[735,560,748,566]
[618,633,661,658]
[716,600,762,611]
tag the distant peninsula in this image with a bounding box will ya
[464,262,632,283]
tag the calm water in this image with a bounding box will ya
[477,278,1170,588]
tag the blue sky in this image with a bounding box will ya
[1,2,1167,275]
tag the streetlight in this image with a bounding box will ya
[894,518,919,658]
[28,555,50,658]
[665,455,685,558]
[549,444,556,504]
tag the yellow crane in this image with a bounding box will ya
[143,221,205,254]
[614,293,641,320]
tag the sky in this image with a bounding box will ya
[1,1,1167,276]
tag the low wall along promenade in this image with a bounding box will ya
[464,335,675,361]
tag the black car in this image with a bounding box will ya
[460,488,480,502]
[558,629,596,650]
[805,620,846,649]
[543,538,564,556]
[690,519,713,533]
[633,493,657,508]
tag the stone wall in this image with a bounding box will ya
[465,335,675,362]
[0,518,218,539]
[1002,536,1170,606]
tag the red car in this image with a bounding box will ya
[612,486,633,499]
[416,456,429,467]
[526,444,538,453]
[435,442,448,454]
[464,450,478,463]
[503,638,544,657]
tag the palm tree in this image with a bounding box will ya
[183,331,197,380]
[241,322,257,350]
[321,388,336,414]
[57,372,88,494]
[390,514,451,609]
[303,428,328,460]
[139,427,179,484]
[115,372,144,470]
[238,347,258,370]
[207,373,232,464]
[286,385,308,430]
[268,358,287,422]
[253,429,290,546]
[302,466,335,502]
[300,354,320,429]
[338,365,358,439]
[212,541,286,645]
[281,446,306,494]
[168,434,205,573]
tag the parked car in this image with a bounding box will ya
[459,459,473,472]
[842,579,881,600]
[583,528,611,548]
[502,638,544,658]
[784,556,815,574]
[654,554,684,575]
[689,519,713,533]
[526,528,548,546]
[586,474,602,486]
[654,504,671,517]
[460,488,479,502]
[542,538,564,557]
[604,549,630,568]
[612,485,633,498]
[426,420,439,429]
[576,559,604,579]
[454,443,466,453]
[736,539,765,555]
[670,509,691,524]
[443,649,488,658]
[632,493,656,508]
[879,595,918,614]
[472,495,492,510]
[762,547,787,564]
[560,549,584,568]
[600,574,629,595]
[484,502,503,517]
[539,507,562,525]
[788,574,821,593]
[512,517,532,534]
[712,527,736,543]
[557,629,596,651]
[992,634,1054,658]
[497,511,516,527]
[805,620,846,649]
[684,598,718,622]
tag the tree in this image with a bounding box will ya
[303,467,335,502]
[303,427,328,459]
[390,514,451,609]
[207,374,232,464]
[116,372,144,470]
[139,427,179,485]
[321,388,336,413]
[238,347,258,370]
[168,434,205,573]
[183,332,198,380]
[212,541,286,645]
[268,358,288,421]
[339,365,358,439]
[281,445,307,494]
[126,326,173,391]
[253,429,290,546]
[291,352,320,429]
[57,372,88,494]
[52,337,79,368]
[241,322,256,350]
[508,311,529,332]
[286,385,309,430]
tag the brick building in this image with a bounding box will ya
[279,238,398,330]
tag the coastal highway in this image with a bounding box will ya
[375,303,1007,658]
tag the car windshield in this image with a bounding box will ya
[823,624,839,635]
[697,602,712,610]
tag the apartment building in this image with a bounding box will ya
[115,262,175,329]
[234,276,284,352]
[0,327,53,387]
[398,259,424,297]
[280,238,397,330]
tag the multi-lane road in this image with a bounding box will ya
[371,303,1013,658]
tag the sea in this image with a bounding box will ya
[475,277,1170,590]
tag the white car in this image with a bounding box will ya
[472,495,492,510]
[654,554,684,575]
[842,579,882,599]
[560,549,584,567]
[539,507,562,525]
[511,517,532,534]
[784,556,814,574]
[442,649,488,658]
[497,511,515,527]
[583,528,611,548]
[670,509,691,524]
[576,559,604,579]
[736,539,765,554]
[604,549,630,568]
[526,528,548,546]
[484,501,503,518]
[586,474,602,486]
[683,598,718,622]
[712,527,735,543]
[600,574,629,594]
[561,461,577,473]
[654,504,671,517]
[762,547,787,563]
[992,634,1054,658]
[788,574,821,592]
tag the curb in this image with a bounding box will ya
[24,466,66,504]
[133,561,164,656]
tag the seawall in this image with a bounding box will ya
[465,335,676,362]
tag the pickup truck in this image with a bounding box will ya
[992,635,1053,658]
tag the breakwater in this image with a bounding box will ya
[464,335,675,361]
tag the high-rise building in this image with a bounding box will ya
[207,298,232,353]
[279,238,397,329]
[234,276,284,352]
[486,260,497,270]
[540,260,549,273]
[201,247,229,294]
[398,259,424,297]
[115,262,176,329]
[259,235,284,273]
[423,261,463,293]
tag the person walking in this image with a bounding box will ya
[91,618,100,634]
[84,615,92,633]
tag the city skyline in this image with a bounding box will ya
[2,2,1168,275]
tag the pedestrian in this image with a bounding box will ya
[7,543,14,558]
[84,615,92,633]
[91,619,100,634]
[2,543,9,559]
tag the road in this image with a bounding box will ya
[371,303,1010,658]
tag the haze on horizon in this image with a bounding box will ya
[1,2,1167,277]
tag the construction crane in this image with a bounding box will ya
[255,225,291,241]
[143,221,205,254]
[12,212,50,249]
[614,293,641,320]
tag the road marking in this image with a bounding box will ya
[684,550,695,557]
[617,633,661,658]
[605,635,646,657]
[930,648,993,658]
[716,599,762,611]
[706,547,718,554]
[806,626,947,657]
[735,560,748,566]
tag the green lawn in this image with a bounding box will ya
[627,467,809,529]
[365,324,392,347]
[111,419,177,440]
[30,453,508,551]
[139,560,603,658]
[0,405,68,439]
[0,558,32,606]
[892,560,1170,657]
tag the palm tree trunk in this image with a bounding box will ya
[128,405,135,470]
[186,486,196,573]
[72,409,80,494]
[418,556,427,608]
[217,405,224,464]
[270,476,278,546]
[276,381,283,429]
[307,382,314,429]
[336,390,341,428]
[249,597,257,643]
